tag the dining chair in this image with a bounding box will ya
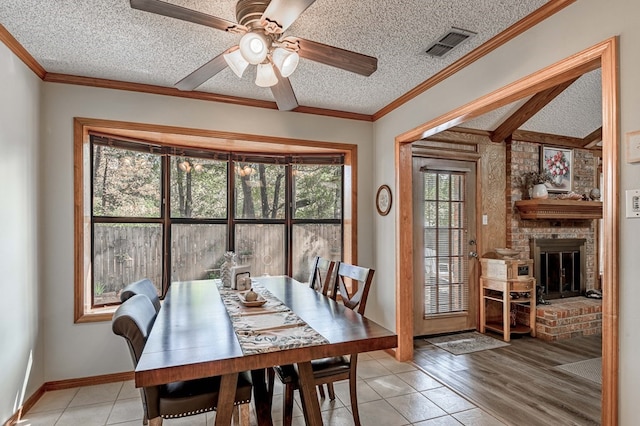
[112,294,253,426]
[308,256,339,298]
[307,256,338,398]
[120,278,161,313]
[272,263,375,426]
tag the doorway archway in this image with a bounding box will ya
[394,37,618,424]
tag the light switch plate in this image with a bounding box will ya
[626,189,640,218]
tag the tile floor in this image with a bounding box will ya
[18,351,505,426]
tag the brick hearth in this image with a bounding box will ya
[515,297,602,341]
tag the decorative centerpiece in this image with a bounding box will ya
[220,251,237,288]
[237,288,267,307]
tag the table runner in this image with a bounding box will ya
[218,280,330,355]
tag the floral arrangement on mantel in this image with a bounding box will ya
[522,171,552,186]
[517,171,552,200]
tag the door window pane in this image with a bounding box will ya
[422,170,469,316]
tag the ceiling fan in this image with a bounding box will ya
[130,0,378,111]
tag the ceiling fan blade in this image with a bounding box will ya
[284,36,377,76]
[175,51,230,91]
[130,0,246,33]
[270,69,298,111]
[261,0,316,32]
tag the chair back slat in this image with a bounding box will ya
[335,263,375,315]
[308,257,338,298]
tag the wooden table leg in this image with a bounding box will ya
[251,369,273,426]
[295,361,323,426]
[215,373,238,426]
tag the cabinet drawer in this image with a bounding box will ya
[511,280,534,292]
[481,279,508,291]
[481,278,535,292]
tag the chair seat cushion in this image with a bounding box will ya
[273,356,350,385]
[310,356,350,379]
[159,371,252,417]
[273,364,297,384]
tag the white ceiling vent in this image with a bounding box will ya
[424,27,477,58]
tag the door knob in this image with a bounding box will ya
[469,251,479,258]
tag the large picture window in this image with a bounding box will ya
[85,134,344,312]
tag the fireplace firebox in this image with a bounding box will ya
[530,238,586,300]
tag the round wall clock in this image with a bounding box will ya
[376,185,392,216]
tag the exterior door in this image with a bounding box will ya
[413,157,478,336]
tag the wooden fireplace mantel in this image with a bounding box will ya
[515,199,603,220]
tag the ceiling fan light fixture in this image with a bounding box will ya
[223,47,249,78]
[272,47,299,78]
[239,31,270,65]
[255,62,278,87]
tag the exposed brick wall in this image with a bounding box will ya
[506,140,599,292]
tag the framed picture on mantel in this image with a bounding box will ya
[541,146,573,193]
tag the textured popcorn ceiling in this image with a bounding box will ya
[1,0,559,116]
[465,69,602,138]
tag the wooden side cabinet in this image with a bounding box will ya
[479,277,536,342]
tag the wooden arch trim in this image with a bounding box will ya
[394,37,618,426]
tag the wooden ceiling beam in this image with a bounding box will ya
[490,77,579,142]
[422,127,492,144]
[512,128,602,154]
[583,126,603,148]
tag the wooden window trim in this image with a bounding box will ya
[74,117,358,323]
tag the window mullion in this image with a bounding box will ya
[162,154,171,298]
[285,163,293,276]
[228,159,235,252]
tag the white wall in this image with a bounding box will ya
[39,83,375,380]
[8,0,640,422]
[0,44,43,423]
[373,0,639,423]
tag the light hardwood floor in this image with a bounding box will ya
[413,333,602,426]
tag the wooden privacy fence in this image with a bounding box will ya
[93,223,341,295]
[94,225,224,294]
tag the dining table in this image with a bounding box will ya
[134,275,398,426]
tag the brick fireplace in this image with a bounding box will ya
[506,140,599,294]
[504,140,601,341]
